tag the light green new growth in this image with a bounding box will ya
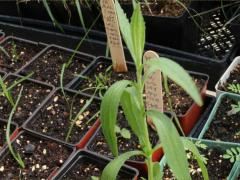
[6,86,25,168]
[227,101,240,116]
[115,125,131,139]
[227,83,240,94]
[223,147,240,163]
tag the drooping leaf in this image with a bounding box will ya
[100,80,132,156]
[120,86,149,148]
[182,138,209,180]
[145,58,202,106]
[147,110,191,180]
[130,3,145,66]
[101,150,143,180]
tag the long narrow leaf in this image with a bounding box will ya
[182,138,209,180]
[130,3,145,66]
[147,110,191,180]
[115,1,136,62]
[101,150,143,180]
[100,80,132,156]
[43,0,64,32]
[145,58,202,106]
[121,87,148,148]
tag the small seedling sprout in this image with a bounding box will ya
[6,86,25,168]
[227,83,240,94]
[223,147,240,163]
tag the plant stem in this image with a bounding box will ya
[147,155,154,180]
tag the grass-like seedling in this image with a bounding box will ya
[0,73,33,107]
[99,2,208,180]
[10,41,20,62]
[6,86,25,168]
[227,83,240,94]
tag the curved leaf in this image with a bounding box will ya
[145,58,202,106]
[182,138,209,180]
[147,110,191,180]
[101,150,143,180]
[121,86,148,148]
[100,80,132,156]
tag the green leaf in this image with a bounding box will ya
[115,1,135,63]
[145,58,203,106]
[147,110,191,180]
[131,3,145,66]
[153,162,162,179]
[100,80,132,156]
[120,86,148,148]
[101,150,143,180]
[115,125,121,133]
[120,128,131,139]
[42,0,64,32]
[75,0,87,32]
[182,138,209,180]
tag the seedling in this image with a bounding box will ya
[6,86,25,168]
[115,125,131,139]
[0,73,33,107]
[0,45,10,58]
[99,2,208,180]
[223,147,240,163]
[227,83,240,94]
[10,41,20,62]
[227,101,240,116]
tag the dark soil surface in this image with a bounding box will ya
[20,47,91,87]
[0,38,44,73]
[0,132,72,179]
[163,75,206,116]
[120,0,190,17]
[26,90,100,145]
[0,72,5,77]
[76,62,136,97]
[218,64,240,94]
[88,111,159,161]
[163,147,234,179]
[203,97,240,143]
[0,76,53,126]
[0,121,16,150]
[62,156,134,180]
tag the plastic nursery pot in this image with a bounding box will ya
[160,138,239,180]
[69,56,136,93]
[230,21,240,44]
[178,71,209,135]
[215,56,240,97]
[52,150,139,180]
[0,73,55,126]
[119,1,201,52]
[18,44,96,88]
[0,130,75,180]
[85,113,173,177]
[0,70,6,78]
[0,36,46,73]
[198,92,240,145]
[23,87,101,149]
[0,118,19,150]
[188,95,216,138]
[0,31,5,41]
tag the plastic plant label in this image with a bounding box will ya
[144,51,163,113]
[100,0,128,72]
